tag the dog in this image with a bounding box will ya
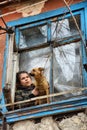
[30,67,50,105]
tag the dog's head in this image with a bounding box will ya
[30,67,44,78]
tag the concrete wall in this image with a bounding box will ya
[0,0,82,91]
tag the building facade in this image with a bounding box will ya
[0,0,87,124]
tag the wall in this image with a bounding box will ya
[0,0,82,91]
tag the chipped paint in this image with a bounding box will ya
[16,0,48,17]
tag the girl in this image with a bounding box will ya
[15,71,39,106]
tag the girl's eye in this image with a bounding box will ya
[26,76,29,78]
[21,77,25,80]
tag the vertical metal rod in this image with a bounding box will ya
[2,115,7,130]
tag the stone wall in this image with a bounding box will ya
[5,112,87,130]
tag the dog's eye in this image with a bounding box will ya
[33,69,35,72]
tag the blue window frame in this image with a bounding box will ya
[1,0,87,124]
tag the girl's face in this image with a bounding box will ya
[19,73,32,87]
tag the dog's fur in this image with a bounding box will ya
[30,67,50,105]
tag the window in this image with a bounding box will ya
[18,15,82,102]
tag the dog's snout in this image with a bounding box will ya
[29,73,35,76]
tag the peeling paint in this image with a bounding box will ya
[16,1,48,17]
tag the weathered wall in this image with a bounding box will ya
[8,113,87,130]
[0,0,82,91]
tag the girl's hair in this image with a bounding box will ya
[16,71,31,84]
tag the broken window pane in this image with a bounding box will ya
[19,25,47,49]
[51,15,80,41]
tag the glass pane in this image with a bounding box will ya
[51,15,80,41]
[53,41,82,101]
[19,25,47,49]
[19,47,51,82]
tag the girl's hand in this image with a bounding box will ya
[32,88,39,96]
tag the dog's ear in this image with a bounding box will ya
[38,67,44,71]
